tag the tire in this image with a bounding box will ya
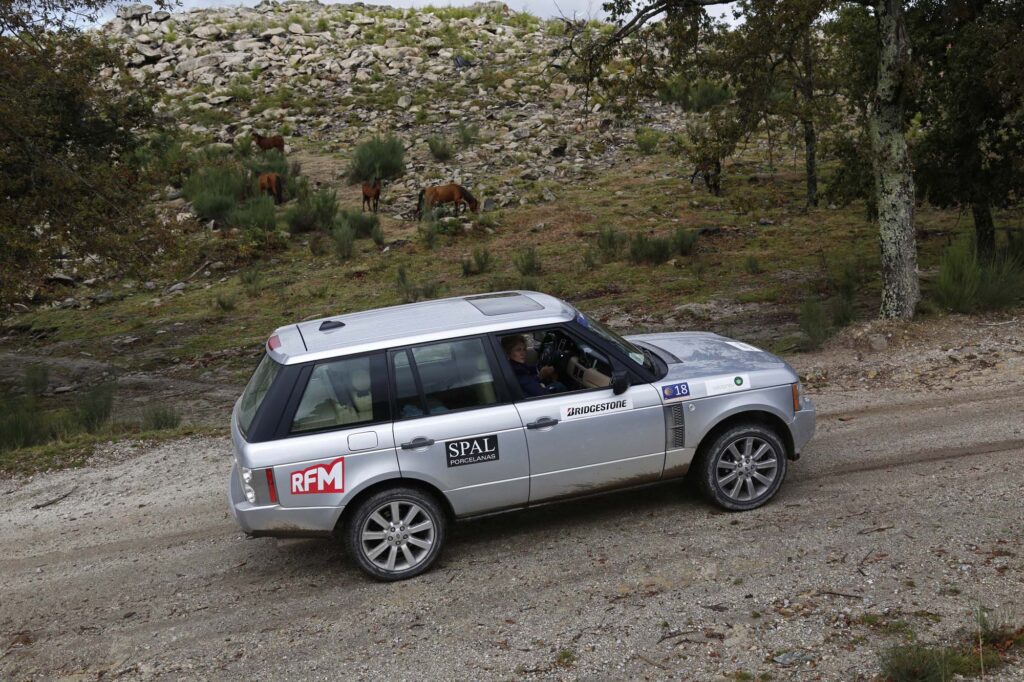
[695,423,788,511]
[345,486,447,581]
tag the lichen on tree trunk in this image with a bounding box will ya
[870,0,919,320]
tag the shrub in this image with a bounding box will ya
[142,405,182,430]
[427,135,453,161]
[228,196,276,231]
[215,293,237,311]
[348,134,406,184]
[244,149,288,176]
[286,169,308,201]
[458,122,479,146]
[744,255,762,274]
[337,209,379,238]
[419,222,437,249]
[75,383,114,434]
[371,223,385,246]
[672,227,700,256]
[629,233,673,264]
[799,298,830,350]
[332,223,355,261]
[309,232,331,256]
[514,247,542,275]
[461,255,474,277]
[583,247,598,270]
[658,75,731,112]
[23,365,49,397]
[933,239,1024,313]
[286,189,337,233]
[472,247,492,274]
[184,165,250,223]
[0,397,48,452]
[597,225,623,261]
[240,268,263,297]
[635,127,662,155]
[879,644,996,681]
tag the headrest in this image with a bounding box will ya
[351,368,371,392]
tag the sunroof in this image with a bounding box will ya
[466,293,544,316]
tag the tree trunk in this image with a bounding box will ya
[802,118,818,207]
[870,0,919,320]
[971,201,995,260]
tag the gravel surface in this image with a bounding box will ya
[2,315,1023,680]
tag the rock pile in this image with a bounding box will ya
[100,0,688,215]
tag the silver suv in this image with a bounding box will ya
[229,291,815,580]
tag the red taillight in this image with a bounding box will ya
[267,335,281,351]
[265,469,278,504]
[792,383,801,413]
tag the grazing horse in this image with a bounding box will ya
[415,183,479,220]
[251,133,285,154]
[361,178,381,213]
[258,172,283,205]
[690,158,722,196]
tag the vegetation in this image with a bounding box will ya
[427,135,454,161]
[932,240,1024,313]
[629,233,673,265]
[347,135,406,184]
[514,247,542,275]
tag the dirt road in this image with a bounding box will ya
[2,320,1023,680]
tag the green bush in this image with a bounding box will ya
[228,196,276,231]
[142,405,182,431]
[419,222,437,249]
[337,209,379,238]
[0,397,49,452]
[75,383,114,434]
[287,189,337,233]
[23,365,49,397]
[244,149,288,176]
[933,239,1024,313]
[458,122,479,146]
[635,128,662,155]
[879,644,997,681]
[672,227,700,256]
[215,293,237,311]
[427,135,453,161]
[183,165,250,216]
[799,298,830,350]
[371,223,385,246]
[744,255,762,274]
[629,233,673,264]
[658,76,731,112]
[348,134,406,184]
[332,223,355,261]
[472,247,492,274]
[240,268,263,297]
[514,247,542,275]
[597,225,623,261]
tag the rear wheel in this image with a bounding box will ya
[696,423,787,511]
[345,486,447,581]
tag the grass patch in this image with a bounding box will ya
[142,405,182,430]
[672,227,701,256]
[629,233,673,265]
[799,298,830,350]
[427,135,453,162]
[514,247,542,275]
[932,239,1024,313]
[635,127,662,155]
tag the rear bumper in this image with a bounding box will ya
[791,402,817,455]
[228,462,342,538]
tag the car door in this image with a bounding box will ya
[390,336,531,517]
[496,328,666,503]
[270,352,399,512]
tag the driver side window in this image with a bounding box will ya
[498,329,612,399]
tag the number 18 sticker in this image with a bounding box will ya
[662,382,691,401]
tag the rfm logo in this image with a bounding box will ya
[290,457,344,495]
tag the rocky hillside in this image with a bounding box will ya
[103,0,678,214]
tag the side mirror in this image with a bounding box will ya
[611,370,630,395]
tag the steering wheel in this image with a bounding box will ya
[538,334,571,377]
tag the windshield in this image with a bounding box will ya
[574,312,651,371]
[238,354,281,436]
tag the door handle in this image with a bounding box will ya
[526,417,559,430]
[401,437,435,450]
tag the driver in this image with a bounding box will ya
[501,334,566,397]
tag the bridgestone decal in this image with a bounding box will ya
[561,398,632,420]
[446,434,499,467]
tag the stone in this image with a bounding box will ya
[117,4,151,20]
[396,94,413,109]
[288,23,305,34]
[868,334,888,353]
[260,27,287,40]
[191,24,224,40]
[165,282,186,294]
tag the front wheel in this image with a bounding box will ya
[696,424,788,511]
[345,487,447,581]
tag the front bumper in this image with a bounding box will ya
[228,461,343,538]
[791,401,817,455]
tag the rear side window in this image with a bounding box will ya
[393,338,499,418]
[238,354,282,436]
[291,353,389,433]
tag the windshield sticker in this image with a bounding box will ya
[725,341,761,352]
[561,397,632,420]
[661,382,692,402]
[290,457,344,495]
[446,435,499,467]
[705,374,752,397]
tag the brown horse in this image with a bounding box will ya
[258,172,283,205]
[415,183,479,220]
[361,178,381,213]
[252,133,285,154]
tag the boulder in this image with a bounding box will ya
[191,24,224,40]
[117,4,151,20]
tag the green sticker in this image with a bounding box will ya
[734,377,744,386]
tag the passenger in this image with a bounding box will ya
[501,334,566,396]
